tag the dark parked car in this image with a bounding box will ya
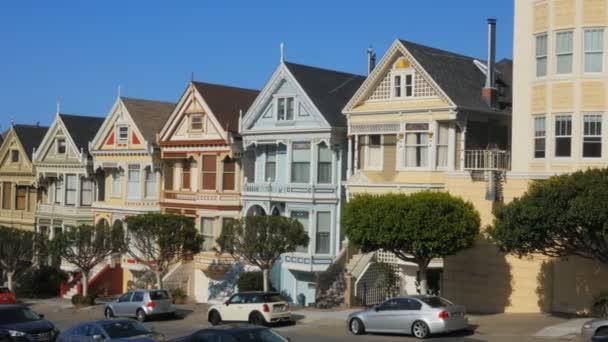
[0,304,59,342]
[170,324,290,342]
[57,319,164,342]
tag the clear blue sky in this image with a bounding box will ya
[0,1,514,131]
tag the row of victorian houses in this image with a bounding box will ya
[2,1,608,314]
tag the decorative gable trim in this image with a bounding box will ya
[0,129,33,171]
[90,97,149,153]
[241,63,330,132]
[343,40,456,114]
[33,114,85,165]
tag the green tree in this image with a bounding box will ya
[489,168,608,263]
[217,215,310,292]
[344,192,480,294]
[0,226,43,291]
[125,213,203,289]
[49,223,124,296]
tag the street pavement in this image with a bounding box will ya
[25,298,583,342]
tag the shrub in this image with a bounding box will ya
[592,293,608,318]
[15,266,68,298]
[71,293,97,306]
[169,288,187,304]
[237,272,263,292]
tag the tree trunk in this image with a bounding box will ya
[155,271,163,290]
[418,263,428,295]
[263,269,270,292]
[82,271,89,297]
[6,271,14,292]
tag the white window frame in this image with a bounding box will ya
[145,167,158,199]
[291,141,311,184]
[55,178,63,204]
[111,170,121,198]
[264,145,277,182]
[391,70,415,98]
[533,115,547,159]
[535,33,548,77]
[127,164,141,199]
[56,138,67,155]
[290,209,310,254]
[317,142,333,184]
[556,30,574,75]
[582,113,603,159]
[81,178,94,206]
[65,174,77,206]
[276,96,295,121]
[117,125,129,143]
[401,122,431,169]
[315,211,332,255]
[201,217,216,252]
[435,122,450,169]
[584,28,604,73]
[364,135,383,171]
[189,114,204,132]
[554,114,573,158]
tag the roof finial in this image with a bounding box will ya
[191,71,195,82]
[280,42,285,63]
[10,116,15,126]
[56,100,60,115]
[118,84,122,98]
[238,109,243,132]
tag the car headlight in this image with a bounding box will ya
[8,330,26,337]
[584,323,592,329]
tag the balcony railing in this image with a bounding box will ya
[463,150,511,171]
[37,203,93,216]
[243,182,338,195]
[163,191,239,203]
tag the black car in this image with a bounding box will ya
[171,324,290,342]
[0,305,59,342]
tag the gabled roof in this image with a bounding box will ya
[120,97,176,143]
[398,40,512,113]
[191,82,259,133]
[12,124,49,160]
[58,114,105,154]
[284,62,366,126]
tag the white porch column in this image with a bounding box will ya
[286,142,292,184]
[310,141,316,185]
[353,135,359,174]
[460,122,467,170]
[190,160,198,192]
[430,121,438,169]
[448,123,456,171]
[61,173,66,206]
[346,136,352,180]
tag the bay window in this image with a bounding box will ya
[536,33,548,77]
[291,142,311,183]
[555,115,572,157]
[534,116,546,158]
[111,170,121,197]
[264,145,276,182]
[145,168,157,198]
[556,31,573,74]
[55,178,64,204]
[291,211,309,253]
[585,29,604,73]
[436,123,449,168]
[404,123,429,167]
[317,143,332,184]
[222,158,236,190]
[81,178,93,206]
[583,114,602,158]
[201,217,215,251]
[316,212,331,254]
[127,165,140,198]
[202,155,217,190]
[65,175,77,206]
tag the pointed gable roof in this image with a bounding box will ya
[398,40,512,113]
[120,97,175,143]
[284,62,366,126]
[58,114,105,154]
[191,81,259,133]
[12,124,49,160]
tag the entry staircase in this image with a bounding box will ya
[62,262,109,299]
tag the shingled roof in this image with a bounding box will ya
[192,82,259,134]
[13,124,49,160]
[58,114,105,154]
[399,40,512,113]
[120,97,176,143]
[284,62,366,127]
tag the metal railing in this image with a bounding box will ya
[463,150,511,171]
[243,182,338,195]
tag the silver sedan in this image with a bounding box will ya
[582,319,608,341]
[346,295,469,339]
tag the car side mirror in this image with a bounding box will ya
[374,306,380,312]
[92,335,104,341]
[224,301,230,306]
[38,314,44,319]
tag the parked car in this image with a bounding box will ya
[582,319,608,341]
[207,292,291,326]
[0,304,59,342]
[346,295,469,339]
[104,290,175,322]
[170,324,290,342]
[57,319,164,342]
[0,287,16,304]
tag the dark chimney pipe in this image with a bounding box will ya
[367,48,376,75]
[482,18,497,108]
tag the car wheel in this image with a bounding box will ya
[596,327,608,336]
[349,318,365,335]
[249,312,266,326]
[104,308,115,319]
[136,309,148,322]
[209,311,222,326]
[412,321,430,339]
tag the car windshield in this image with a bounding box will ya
[0,308,41,324]
[234,329,289,342]
[0,288,10,294]
[101,321,151,339]
[263,294,283,303]
[149,290,169,300]
[419,297,453,308]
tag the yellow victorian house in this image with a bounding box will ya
[0,124,49,230]
[89,96,175,290]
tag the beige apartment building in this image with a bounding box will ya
[446,0,608,314]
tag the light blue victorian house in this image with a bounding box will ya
[240,57,365,305]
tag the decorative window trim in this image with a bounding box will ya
[533,115,547,159]
[275,96,296,122]
[127,164,141,199]
[555,30,574,75]
[391,69,415,99]
[111,170,121,198]
[582,113,603,159]
[554,114,573,158]
[584,28,604,74]
[11,150,19,163]
[189,114,204,132]
[397,121,431,171]
[535,33,548,77]
[56,138,67,155]
[117,125,129,143]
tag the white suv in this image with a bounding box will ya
[208,292,291,326]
